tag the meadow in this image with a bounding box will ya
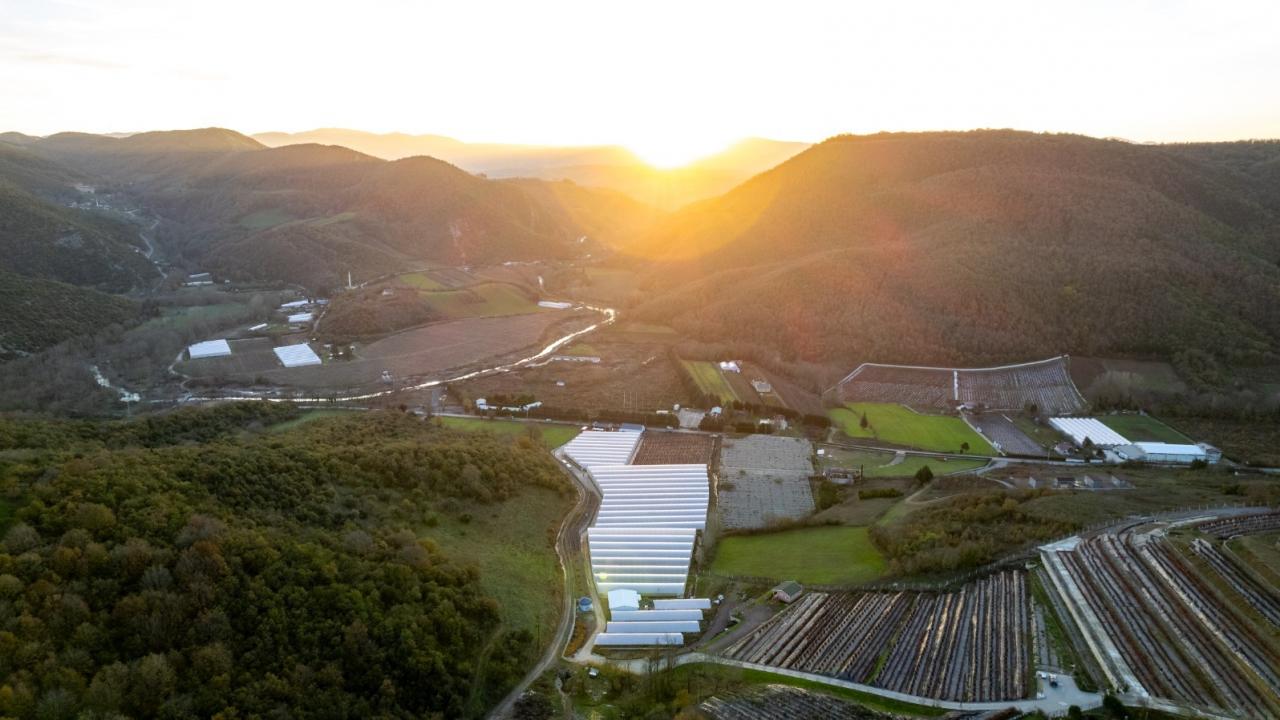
[1099,413,1192,443]
[438,415,581,448]
[681,360,740,404]
[711,525,886,585]
[821,448,987,478]
[420,282,545,319]
[831,402,995,454]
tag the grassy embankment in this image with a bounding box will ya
[830,402,995,455]
[437,416,580,449]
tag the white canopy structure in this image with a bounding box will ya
[287,312,314,324]
[188,339,231,359]
[562,430,643,469]
[606,620,700,633]
[1049,417,1129,447]
[653,598,713,610]
[273,344,322,368]
[610,609,704,622]
[594,633,683,647]
[606,588,641,612]
[586,464,709,598]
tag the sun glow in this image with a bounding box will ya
[628,137,730,170]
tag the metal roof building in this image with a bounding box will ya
[610,609,704,622]
[606,621,701,633]
[188,339,232,359]
[1049,417,1129,447]
[273,344,322,368]
[1116,442,1208,464]
[606,588,641,612]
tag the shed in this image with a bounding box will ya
[188,339,231,359]
[607,588,641,612]
[287,312,314,324]
[273,343,322,368]
[773,580,804,603]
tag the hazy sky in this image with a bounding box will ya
[3,0,1278,165]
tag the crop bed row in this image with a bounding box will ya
[1055,535,1280,718]
[1190,538,1280,628]
[699,685,885,720]
[722,571,1028,702]
[1197,511,1280,538]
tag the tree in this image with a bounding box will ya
[960,441,970,453]
[513,692,555,720]
[1067,706,1084,720]
[914,465,934,484]
[859,413,869,430]
[1102,694,1128,719]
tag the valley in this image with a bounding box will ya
[2,125,1279,720]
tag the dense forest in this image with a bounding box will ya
[0,145,153,292]
[623,131,1280,384]
[0,405,570,718]
[0,271,139,359]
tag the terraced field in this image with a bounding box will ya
[723,571,1029,702]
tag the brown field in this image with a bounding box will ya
[454,340,691,412]
[177,336,306,378]
[186,312,590,391]
[632,432,719,465]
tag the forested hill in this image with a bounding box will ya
[0,405,571,718]
[0,143,153,292]
[624,131,1280,382]
[22,129,662,291]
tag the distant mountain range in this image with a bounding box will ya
[4,125,1279,384]
[624,130,1280,383]
[2,128,662,291]
[252,129,810,210]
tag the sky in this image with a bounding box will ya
[3,0,1279,166]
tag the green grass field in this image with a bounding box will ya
[821,448,985,477]
[831,403,995,455]
[681,360,739,404]
[711,525,886,584]
[425,486,571,637]
[420,283,543,319]
[1099,414,1191,443]
[399,271,449,291]
[560,342,600,357]
[438,416,580,448]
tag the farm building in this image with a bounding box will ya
[1115,442,1215,465]
[273,343,322,368]
[287,312,314,324]
[1049,417,1129,447]
[279,299,310,310]
[606,620,701,633]
[773,581,805,603]
[187,339,231,359]
[538,300,573,309]
[562,430,643,470]
[607,588,641,612]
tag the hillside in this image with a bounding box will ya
[626,131,1280,382]
[253,128,808,209]
[0,142,154,291]
[27,132,660,290]
[0,270,138,359]
[0,406,573,718]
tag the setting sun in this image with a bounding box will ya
[628,137,730,169]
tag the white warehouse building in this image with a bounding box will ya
[1116,442,1213,465]
[1049,417,1129,447]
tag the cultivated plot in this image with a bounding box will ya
[723,571,1029,702]
[719,435,815,529]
